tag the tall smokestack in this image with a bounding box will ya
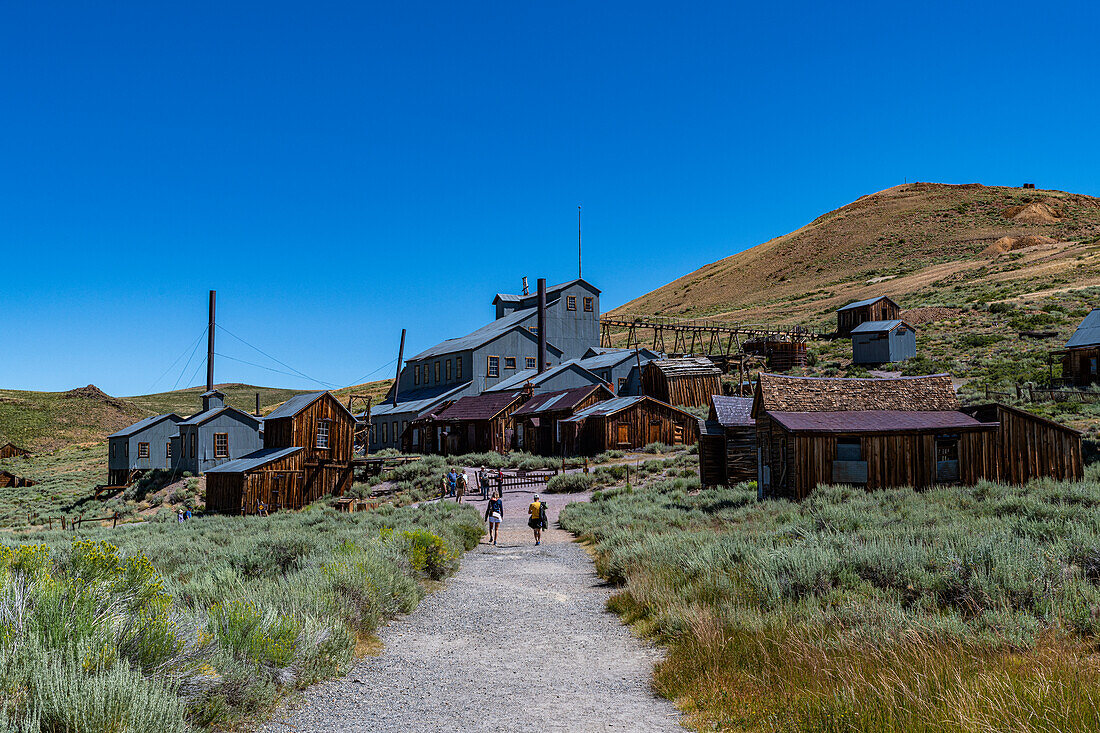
[206,290,216,392]
[255,392,260,417]
[392,329,406,406]
[537,278,547,374]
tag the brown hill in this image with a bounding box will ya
[613,183,1100,328]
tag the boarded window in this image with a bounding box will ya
[836,439,861,461]
[583,296,594,312]
[317,420,329,448]
[673,425,683,445]
[504,357,517,370]
[414,366,420,385]
[190,433,196,459]
[566,295,577,311]
[456,357,463,380]
[138,442,150,459]
[435,361,441,384]
[382,422,388,443]
[617,377,626,393]
[487,356,500,378]
[214,433,229,458]
[526,356,537,369]
[392,421,398,443]
[617,423,629,445]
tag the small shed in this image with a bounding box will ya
[0,471,35,488]
[836,296,901,336]
[430,389,531,454]
[850,320,917,365]
[961,403,1083,483]
[0,443,30,460]
[698,395,756,487]
[1057,309,1100,386]
[559,395,700,455]
[512,384,613,455]
[642,357,722,407]
[205,447,305,514]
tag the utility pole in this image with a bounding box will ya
[206,290,216,392]
[392,329,406,406]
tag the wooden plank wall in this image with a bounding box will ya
[986,405,1083,482]
[698,430,726,487]
[577,399,700,454]
[518,390,609,457]
[837,299,901,335]
[1061,347,1100,387]
[725,426,757,484]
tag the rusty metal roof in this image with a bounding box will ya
[755,373,958,413]
[514,385,609,416]
[435,391,524,421]
[768,410,991,433]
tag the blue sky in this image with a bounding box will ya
[2,1,1098,395]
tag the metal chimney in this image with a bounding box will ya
[206,290,216,392]
[537,278,547,374]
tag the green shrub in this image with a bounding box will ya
[545,473,596,493]
[400,529,454,580]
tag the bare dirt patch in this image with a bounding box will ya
[984,235,1057,255]
[1002,202,1063,223]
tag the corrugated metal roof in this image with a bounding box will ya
[108,413,182,438]
[837,296,895,312]
[484,361,605,392]
[768,410,990,433]
[699,419,725,436]
[711,396,754,427]
[513,385,607,416]
[179,406,260,426]
[1066,309,1100,348]
[435,391,524,421]
[577,349,656,371]
[561,395,645,422]
[850,320,911,334]
[409,307,564,361]
[370,383,471,418]
[492,279,601,308]
[204,447,303,473]
[756,373,958,413]
[265,392,325,420]
[647,357,721,377]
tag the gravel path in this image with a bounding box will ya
[262,488,683,732]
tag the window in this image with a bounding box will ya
[369,424,376,444]
[504,356,517,370]
[1091,357,1097,376]
[456,356,463,380]
[316,420,329,449]
[566,295,577,311]
[124,442,129,459]
[392,421,399,443]
[422,364,429,384]
[214,433,229,458]
[529,326,538,336]
[583,296,594,312]
[525,356,537,369]
[402,420,408,435]
[435,361,441,384]
[617,378,626,393]
[487,356,500,378]
[836,439,861,461]
[446,359,452,381]
[190,433,196,459]
[138,442,149,459]
[600,369,612,383]
[414,365,420,385]
[381,422,389,443]
[110,443,116,458]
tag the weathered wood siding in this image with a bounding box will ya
[0,444,29,459]
[837,299,901,336]
[263,393,356,503]
[572,399,700,455]
[642,367,722,407]
[205,450,308,514]
[517,390,609,456]
[700,422,756,488]
[1061,347,1100,387]
[964,404,1083,482]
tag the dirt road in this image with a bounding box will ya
[262,489,683,732]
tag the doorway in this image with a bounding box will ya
[936,437,960,483]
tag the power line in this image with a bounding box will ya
[172,326,209,391]
[148,328,208,394]
[182,350,207,392]
[214,352,336,386]
[341,357,399,390]
[215,324,337,388]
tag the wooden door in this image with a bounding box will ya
[648,420,661,445]
[617,423,630,445]
[936,437,960,483]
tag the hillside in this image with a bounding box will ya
[614,182,1100,326]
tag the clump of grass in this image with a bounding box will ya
[545,473,595,493]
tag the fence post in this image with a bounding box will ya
[1029,385,1035,402]
[113,513,118,529]
[1016,384,1022,400]
[61,516,66,531]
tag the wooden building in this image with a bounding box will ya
[1057,309,1100,386]
[642,357,722,407]
[428,390,531,454]
[753,372,1083,501]
[836,296,900,336]
[205,391,356,514]
[560,395,700,455]
[512,384,613,456]
[0,443,30,460]
[699,395,756,488]
[0,471,35,488]
[850,320,917,365]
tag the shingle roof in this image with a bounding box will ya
[1066,309,1100,349]
[204,447,303,473]
[408,306,566,362]
[837,296,896,312]
[484,361,606,393]
[435,391,525,421]
[647,357,721,378]
[370,383,471,418]
[108,413,182,438]
[755,373,959,413]
[179,406,260,427]
[768,410,989,433]
[850,320,912,334]
[513,385,609,416]
[710,396,754,427]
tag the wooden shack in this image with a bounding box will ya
[698,395,756,487]
[0,471,35,488]
[0,443,30,460]
[642,357,722,407]
[512,384,613,456]
[429,389,531,454]
[560,395,700,455]
[836,296,900,336]
[753,372,1083,500]
[1057,309,1100,386]
[205,391,356,513]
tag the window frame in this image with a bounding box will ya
[525,356,537,369]
[504,356,517,370]
[381,422,388,444]
[138,442,150,459]
[414,364,420,385]
[190,433,196,459]
[487,355,500,378]
[446,359,453,381]
[456,356,463,380]
[617,377,626,393]
[583,296,594,312]
[566,295,577,311]
[316,419,330,449]
[422,364,429,385]
[213,433,229,459]
[434,361,441,384]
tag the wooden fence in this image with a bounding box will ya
[461,468,558,498]
[24,512,123,531]
[985,385,1100,404]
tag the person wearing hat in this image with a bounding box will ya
[528,494,547,545]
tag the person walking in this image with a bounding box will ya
[455,469,467,503]
[528,494,547,545]
[484,492,503,545]
[441,472,449,499]
[447,468,458,497]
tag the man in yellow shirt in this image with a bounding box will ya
[528,494,547,545]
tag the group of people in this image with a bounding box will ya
[441,467,548,545]
[175,507,193,523]
[444,468,474,502]
[481,491,548,546]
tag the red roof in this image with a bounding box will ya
[513,385,609,416]
[768,410,994,434]
[434,391,524,421]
